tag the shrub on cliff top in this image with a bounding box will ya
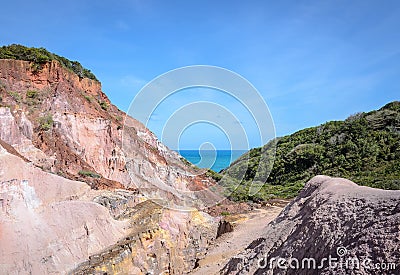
[0,44,98,81]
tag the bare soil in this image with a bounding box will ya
[190,205,285,275]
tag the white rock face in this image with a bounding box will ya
[0,107,21,145]
[0,145,128,274]
[0,107,52,169]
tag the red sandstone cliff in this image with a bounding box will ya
[0,59,216,200]
[0,59,220,274]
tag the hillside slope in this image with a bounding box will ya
[222,102,400,200]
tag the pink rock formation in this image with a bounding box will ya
[0,144,128,273]
[222,175,400,274]
[0,59,219,207]
[0,59,220,274]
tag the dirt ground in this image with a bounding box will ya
[190,205,285,275]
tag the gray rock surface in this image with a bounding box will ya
[222,175,400,275]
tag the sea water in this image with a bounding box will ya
[178,150,247,172]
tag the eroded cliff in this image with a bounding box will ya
[0,58,220,274]
[0,59,214,198]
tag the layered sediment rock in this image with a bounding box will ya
[0,143,128,274]
[222,175,400,274]
[0,59,215,202]
[0,125,218,274]
[0,59,220,274]
[72,201,218,274]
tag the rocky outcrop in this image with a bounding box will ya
[217,220,234,238]
[222,175,400,274]
[0,59,217,206]
[0,143,128,274]
[0,138,218,274]
[0,58,221,273]
[72,201,218,274]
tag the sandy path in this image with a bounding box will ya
[190,206,284,275]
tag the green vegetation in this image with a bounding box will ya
[0,80,6,91]
[25,89,41,106]
[4,89,44,106]
[99,101,109,110]
[206,169,223,181]
[78,170,101,178]
[84,95,92,102]
[220,211,231,216]
[180,157,192,166]
[0,44,98,81]
[8,91,21,102]
[38,114,53,131]
[221,101,400,201]
[57,171,64,177]
[26,90,38,99]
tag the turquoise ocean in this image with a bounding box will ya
[178,150,247,172]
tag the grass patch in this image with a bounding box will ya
[180,157,192,166]
[78,170,101,178]
[38,114,53,131]
[99,101,108,110]
[25,89,42,106]
[84,95,92,102]
[26,90,38,99]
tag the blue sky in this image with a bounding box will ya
[1,0,399,149]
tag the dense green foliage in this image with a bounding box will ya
[0,44,98,81]
[221,101,400,201]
